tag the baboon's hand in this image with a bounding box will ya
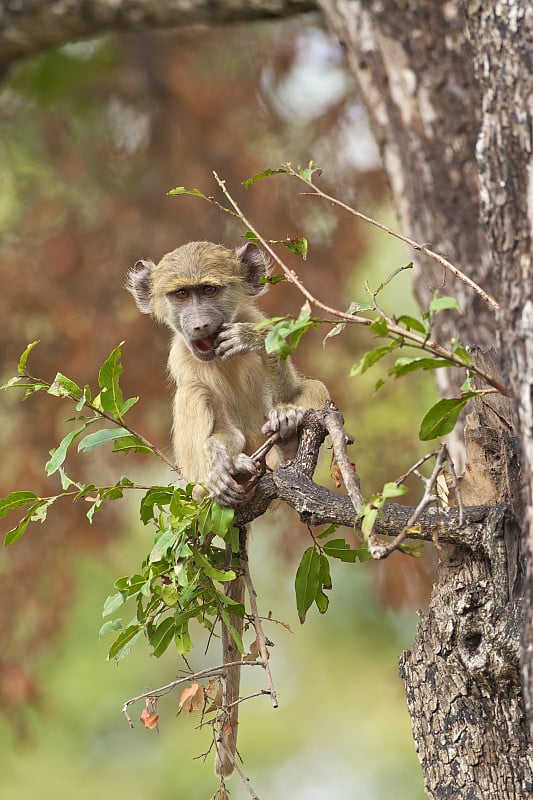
[262,406,304,441]
[215,323,263,361]
[206,446,258,507]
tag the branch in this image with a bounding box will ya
[234,407,511,560]
[0,0,317,77]
[212,172,508,397]
[284,163,500,312]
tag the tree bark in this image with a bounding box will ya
[0,0,317,76]
[317,1,533,796]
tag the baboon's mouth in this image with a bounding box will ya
[191,336,217,360]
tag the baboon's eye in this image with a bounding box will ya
[201,285,221,298]
[170,288,190,301]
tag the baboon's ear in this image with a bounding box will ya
[235,242,271,295]
[126,259,155,313]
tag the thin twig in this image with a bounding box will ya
[322,409,363,512]
[121,661,263,727]
[212,173,508,397]
[368,445,448,559]
[241,553,278,709]
[284,163,499,311]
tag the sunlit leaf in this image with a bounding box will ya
[295,547,321,623]
[0,490,39,519]
[17,341,40,376]
[107,624,143,661]
[370,316,389,336]
[419,394,475,441]
[389,357,454,378]
[167,186,210,200]
[45,421,93,475]
[381,482,409,500]
[283,237,308,260]
[350,344,396,377]
[102,592,125,618]
[323,538,358,562]
[193,548,236,582]
[150,617,176,658]
[47,372,82,399]
[77,427,131,452]
[242,168,287,188]
[97,343,125,418]
[429,295,459,314]
[209,502,235,540]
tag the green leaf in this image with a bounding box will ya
[370,316,389,336]
[45,422,93,475]
[209,503,235,539]
[297,161,322,181]
[47,372,82,399]
[319,553,332,590]
[316,523,339,540]
[99,619,123,637]
[150,617,176,658]
[17,341,40,376]
[193,548,236,583]
[283,237,308,260]
[140,488,173,524]
[261,274,287,286]
[396,315,428,335]
[4,516,31,546]
[361,508,378,537]
[120,396,139,416]
[167,186,210,200]
[315,589,329,614]
[76,385,92,411]
[242,168,287,188]
[350,344,395,377]
[323,322,345,345]
[429,295,459,314]
[97,343,125,418]
[220,610,244,653]
[77,427,131,453]
[107,624,143,661]
[323,538,358,562]
[389,357,454,379]
[161,585,179,607]
[265,313,313,362]
[174,622,193,655]
[381,482,409,500]
[295,547,321,624]
[149,529,179,563]
[114,573,146,596]
[102,592,125,618]
[0,490,39,519]
[419,394,475,441]
[112,434,152,454]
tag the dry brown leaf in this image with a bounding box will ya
[139,708,159,729]
[178,681,204,715]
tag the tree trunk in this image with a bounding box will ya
[319,1,533,797]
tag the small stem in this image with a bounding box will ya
[286,163,499,311]
[211,174,508,397]
[241,553,278,709]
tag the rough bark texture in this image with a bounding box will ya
[0,0,317,76]
[398,351,532,799]
[317,1,533,797]
[461,0,533,739]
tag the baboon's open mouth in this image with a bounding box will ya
[191,336,217,360]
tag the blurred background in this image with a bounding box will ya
[0,14,437,799]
